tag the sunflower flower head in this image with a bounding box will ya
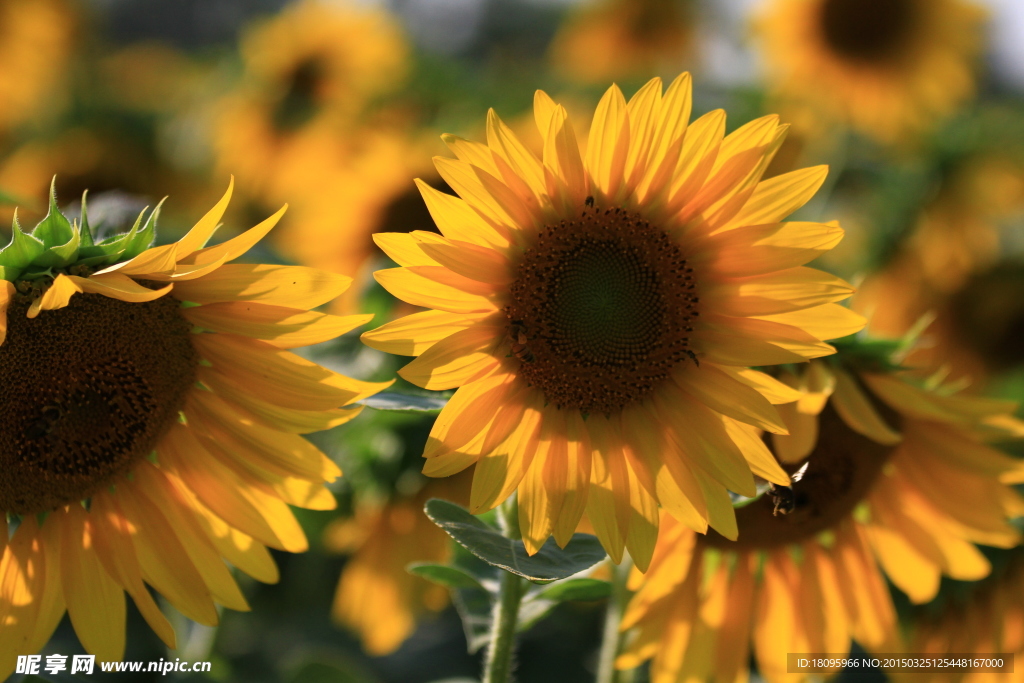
[362,73,865,570]
[617,336,1024,683]
[0,179,390,674]
[214,0,409,200]
[756,0,988,142]
[324,472,471,654]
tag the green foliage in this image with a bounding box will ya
[0,179,160,282]
[359,391,450,413]
[424,499,607,584]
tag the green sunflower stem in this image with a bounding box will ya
[483,495,526,683]
[596,555,635,683]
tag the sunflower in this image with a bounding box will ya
[617,352,1024,683]
[0,180,389,675]
[361,73,865,570]
[270,132,438,314]
[909,551,1024,683]
[0,0,75,136]
[213,0,408,201]
[755,0,987,142]
[325,472,471,654]
[549,0,694,84]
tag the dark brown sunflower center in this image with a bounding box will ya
[506,207,697,414]
[702,401,898,551]
[273,56,327,131]
[0,290,198,514]
[820,0,918,63]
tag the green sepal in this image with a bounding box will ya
[76,205,149,265]
[31,178,76,249]
[121,198,164,262]
[78,191,95,248]
[424,498,607,584]
[0,213,46,281]
[33,226,81,269]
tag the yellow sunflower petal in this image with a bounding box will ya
[197,368,359,433]
[756,303,866,341]
[673,362,788,434]
[831,368,902,445]
[177,204,287,268]
[418,239,514,286]
[723,165,829,229]
[132,464,251,611]
[361,309,487,357]
[398,316,504,390]
[27,273,82,317]
[115,481,221,624]
[183,302,371,349]
[700,221,845,277]
[88,492,178,648]
[415,179,512,251]
[374,267,499,314]
[372,232,442,267]
[69,272,174,304]
[173,178,233,259]
[58,505,127,662]
[193,333,391,410]
[0,280,13,345]
[173,263,352,309]
[469,392,544,513]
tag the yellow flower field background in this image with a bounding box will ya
[3,0,1024,681]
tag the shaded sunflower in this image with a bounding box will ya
[213,0,409,201]
[755,0,987,142]
[0,179,389,674]
[269,131,439,314]
[617,351,1024,682]
[549,0,693,84]
[361,73,865,569]
[325,471,471,654]
[908,551,1024,683]
[0,0,75,136]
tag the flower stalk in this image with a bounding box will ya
[483,495,526,683]
[596,555,635,683]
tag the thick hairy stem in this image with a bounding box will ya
[482,495,525,683]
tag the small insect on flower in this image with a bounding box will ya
[362,72,865,569]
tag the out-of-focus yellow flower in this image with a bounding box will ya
[213,0,409,201]
[549,0,693,83]
[619,358,1024,683]
[362,73,865,570]
[909,553,1024,683]
[0,181,390,676]
[755,0,987,142]
[0,0,75,136]
[324,473,472,655]
[267,129,439,313]
[855,156,1024,378]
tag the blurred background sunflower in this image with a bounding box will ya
[2,0,1024,681]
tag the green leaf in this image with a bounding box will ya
[534,578,611,602]
[0,214,46,280]
[408,562,487,591]
[359,392,449,413]
[31,178,75,248]
[424,499,607,584]
[121,199,163,261]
